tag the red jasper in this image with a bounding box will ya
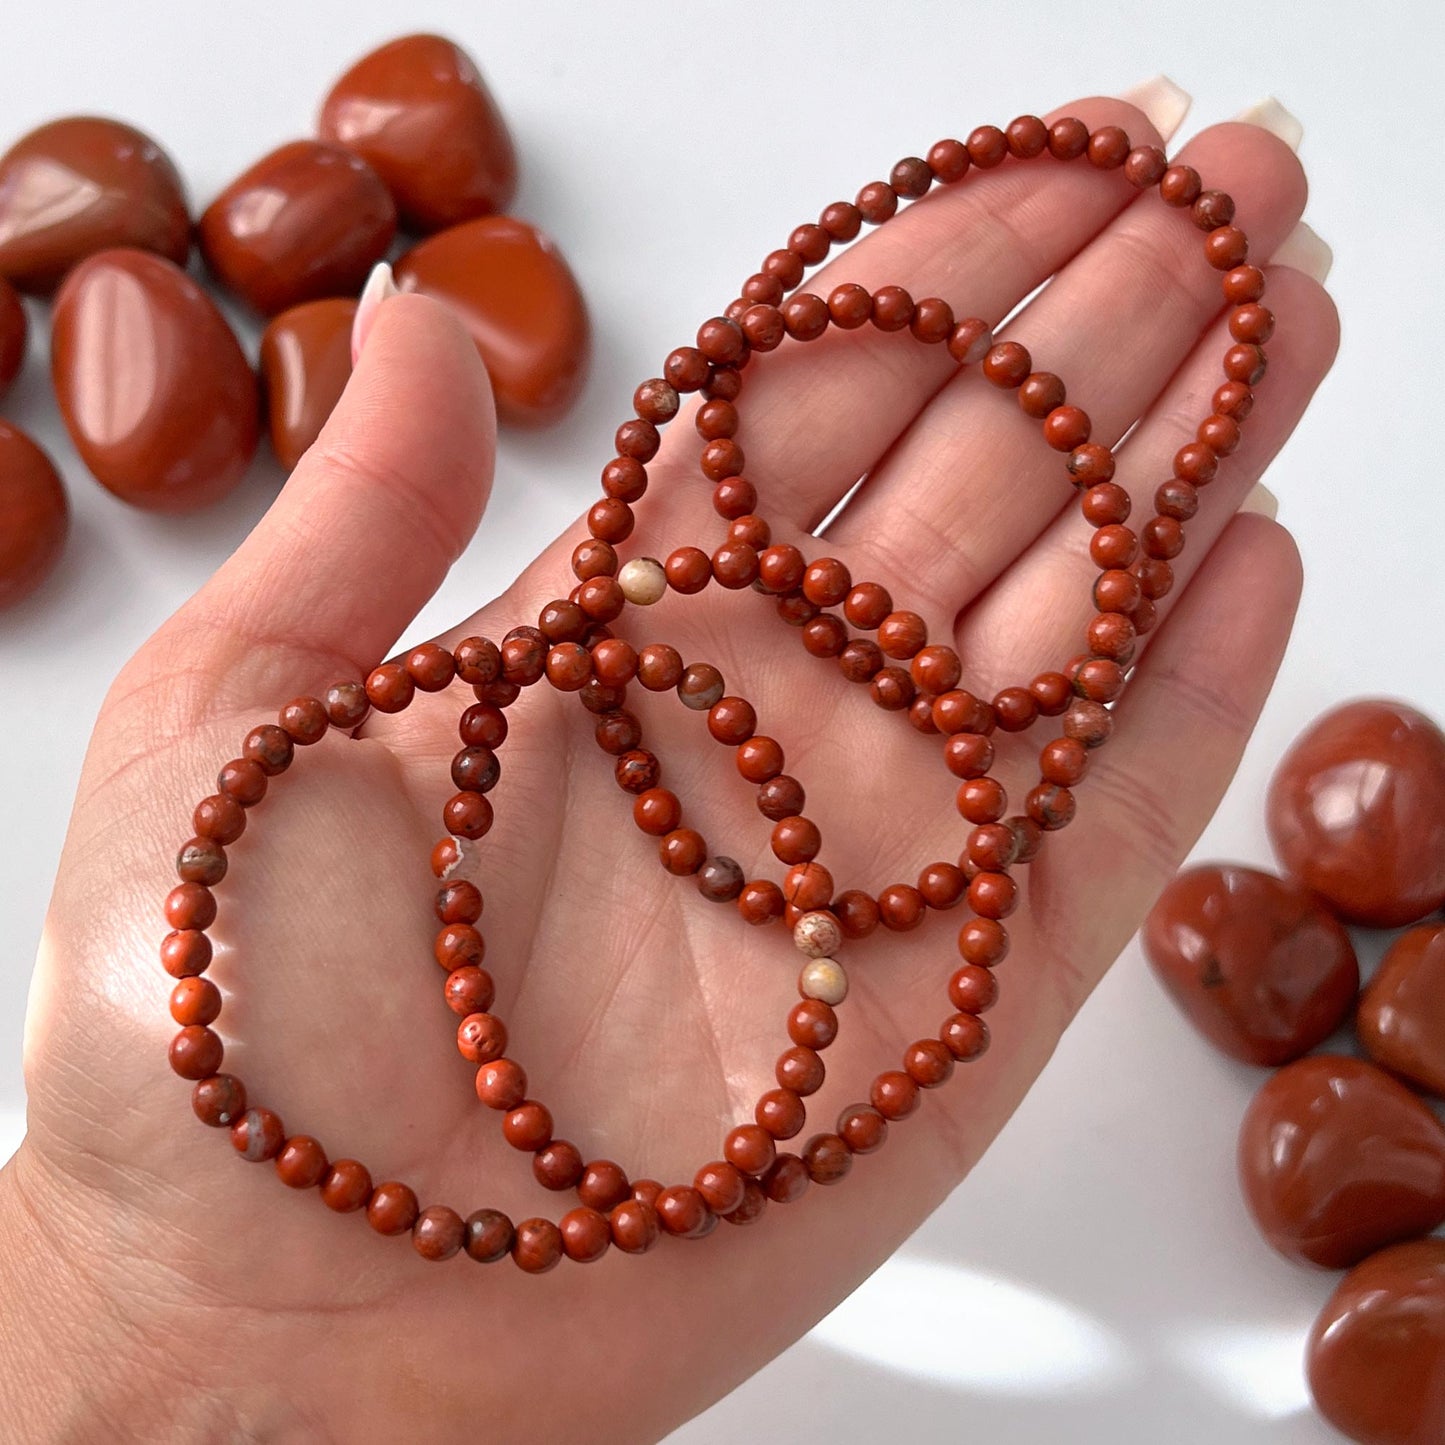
[1142,863,1358,1065]
[1267,700,1445,928]
[1307,1238,1445,1445]
[0,422,68,607]
[318,33,517,232]
[0,275,25,397]
[51,248,259,511]
[394,216,590,428]
[1358,924,1445,1099]
[199,140,395,316]
[0,116,189,295]
[1237,1055,1445,1269]
[259,297,356,470]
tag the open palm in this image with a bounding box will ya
[2,93,1334,1442]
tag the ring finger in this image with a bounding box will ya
[958,259,1338,690]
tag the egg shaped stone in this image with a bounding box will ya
[0,275,25,397]
[1237,1054,1445,1269]
[1143,863,1358,1065]
[394,216,589,428]
[1267,699,1445,928]
[0,422,68,607]
[0,116,189,295]
[1359,924,1445,1099]
[1307,1238,1445,1445]
[52,249,259,512]
[318,33,517,232]
[259,296,356,471]
[199,140,395,316]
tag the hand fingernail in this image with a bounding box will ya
[1240,482,1279,520]
[1118,75,1192,143]
[1233,96,1303,151]
[1271,221,1332,283]
[351,261,400,365]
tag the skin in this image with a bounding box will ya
[0,94,1335,1443]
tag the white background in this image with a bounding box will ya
[2,3,1442,1441]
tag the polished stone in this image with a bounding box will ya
[319,33,517,232]
[259,297,356,470]
[1307,1238,1445,1445]
[1267,699,1445,927]
[199,140,395,316]
[0,116,189,295]
[1359,925,1445,1098]
[1143,863,1358,1065]
[394,216,589,427]
[0,276,25,397]
[0,422,67,607]
[1237,1054,1445,1268]
[52,249,259,511]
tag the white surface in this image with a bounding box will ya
[2,3,1442,1441]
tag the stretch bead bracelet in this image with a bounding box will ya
[162,113,1273,1272]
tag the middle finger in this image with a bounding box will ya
[828,119,1307,619]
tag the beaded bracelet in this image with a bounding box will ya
[162,113,1271,1272]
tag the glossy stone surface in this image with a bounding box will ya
[0,276,25,397]
[1307,1238,1445,1445]
[1359,925,1445,1098]
[1267,700,1445,927]
[259,297,355,470]
[394,216,590,427]
[0,422,68,607]
[318,33,517,232]
[0,116,189,295]
[199,141,395,316]
[1238,1055,1445,1268]
[52,249,259,512]
[1143,863,1358,1065]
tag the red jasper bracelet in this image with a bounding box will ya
[163,112,1272,1272]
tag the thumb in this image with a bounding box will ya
[162,287,497,696]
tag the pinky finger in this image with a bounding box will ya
[1028,511,1302,1007]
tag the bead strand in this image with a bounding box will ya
[160,114,1272,1267]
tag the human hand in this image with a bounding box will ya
[1,90,1332,1443]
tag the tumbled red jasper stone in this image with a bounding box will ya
[0,276,25,398]
[1307,1238,1445,1445]
[259,297,356,470]
[51,249,259,512]
[318,32,518,232]
[393,216,590,427]
[1142,863,1358,1066]
[1237,1054,1445,1269]
[1267,699,1445,927]
[0,116,190,295]
[199,141,396,316]
[1358,924,1445,1099]
[0,422,68,608]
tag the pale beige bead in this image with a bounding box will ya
[793,910,842,959]
[798,957,848,1006]
[618,557,667,605]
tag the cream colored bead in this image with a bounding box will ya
[617,557,667,605]
[793,911,842,959]
[798,957,848,1006]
